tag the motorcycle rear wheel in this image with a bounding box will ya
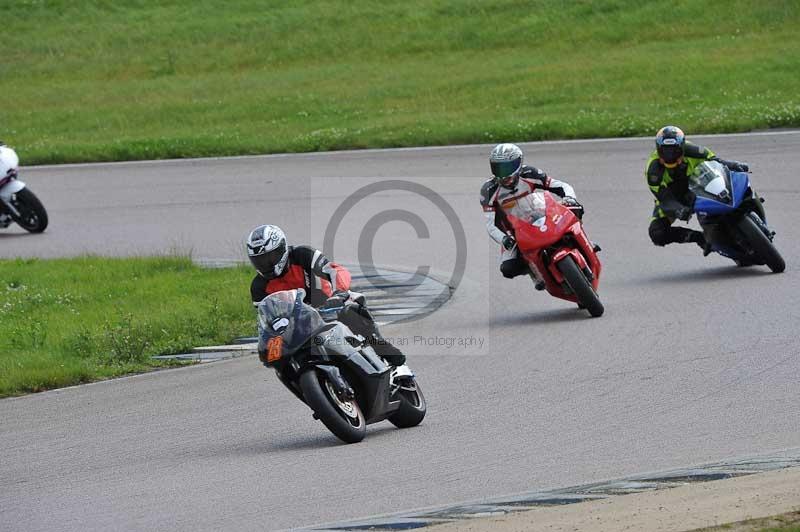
[9,188,48,233]
[557,256,604,317]
[737,216,785,273]
[388,378,426,428]
[299,369,366,444]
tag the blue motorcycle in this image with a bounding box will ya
[689,161,784,272]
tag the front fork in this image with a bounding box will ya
[751,192,767,225]
[745,193,774,240]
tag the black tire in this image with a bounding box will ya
[737,216,785,273]
[299,369,365,444]
[556,256,604,317]
[388,379,426,428]
[10,188,48,233]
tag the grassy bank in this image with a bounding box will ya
[0,257,254,397]
[2,0,799,164]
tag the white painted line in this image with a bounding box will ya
[192,343,257,353]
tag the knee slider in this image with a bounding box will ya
[649,222,669,246]
[500,261,517,278]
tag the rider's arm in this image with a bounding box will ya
[685,143,748,175]
[696,141,750,172]
[646,160,690,218]
[684,142,715,160]
[480,180,506,245]
[520,166,576,199]
[547,178,576,200]
[250,275,268,307]
[294,245,352,294]
[484,211,506,244]
[646,158,672,200]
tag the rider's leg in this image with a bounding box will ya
[500,248,544,289]
[338,304,406,366]
[499,247,528,278]
[649,208,705,249]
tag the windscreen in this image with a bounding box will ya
[257,289,326,356]
[503,189,549,226]
[690,160,729,197]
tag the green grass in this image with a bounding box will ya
[691,510,800,531]
[2,0,799,164]
[0,256,255,397]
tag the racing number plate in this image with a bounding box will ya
[266,336,283,363]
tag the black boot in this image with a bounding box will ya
[337,302,406,366]
[369,334,406,366]
[686,231,708,254]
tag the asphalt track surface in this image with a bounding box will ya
[1,131,799,531]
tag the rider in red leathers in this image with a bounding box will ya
[246,224,405,366]
[480,143,584,289]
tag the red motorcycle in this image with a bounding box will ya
[503,190,604,317]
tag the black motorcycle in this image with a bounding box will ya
[257,288,426,443]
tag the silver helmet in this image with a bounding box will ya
[246,224,289,279]
[489,143,523,188]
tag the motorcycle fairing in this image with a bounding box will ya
[694,170,750,217]
[308,324,400,424]
[691,162,746,215]
[257,289,331,365]
[506,191,601,301]
[0,178,25,200]
[507,192,578,251]
[0,179,26,218]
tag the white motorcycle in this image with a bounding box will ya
[0,144,48,233]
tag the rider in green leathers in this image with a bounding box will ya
[646,126,750,251]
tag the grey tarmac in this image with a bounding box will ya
[1,131,799,531]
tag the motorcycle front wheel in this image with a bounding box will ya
[557,256,604,317]
[299,369,366,443]
[9,188,48,233]
[737,216,785,273]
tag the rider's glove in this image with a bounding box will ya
[501,235,516,251]
[561,196,584,219]
[730,161,750,173]
[320,291,349,313]
[714,157,750,173]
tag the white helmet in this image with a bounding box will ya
[489,143,523,188]
[246,224,289,279]
[0,145,20,180]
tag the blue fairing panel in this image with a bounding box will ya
[695,195,733,216]
[695,171,751,217]
[730,171,750,206]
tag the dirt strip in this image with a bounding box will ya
[429,467,800,532]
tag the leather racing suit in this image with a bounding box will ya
[251,245,405,366]
[646,142,757,247]
[480,166,577,279]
